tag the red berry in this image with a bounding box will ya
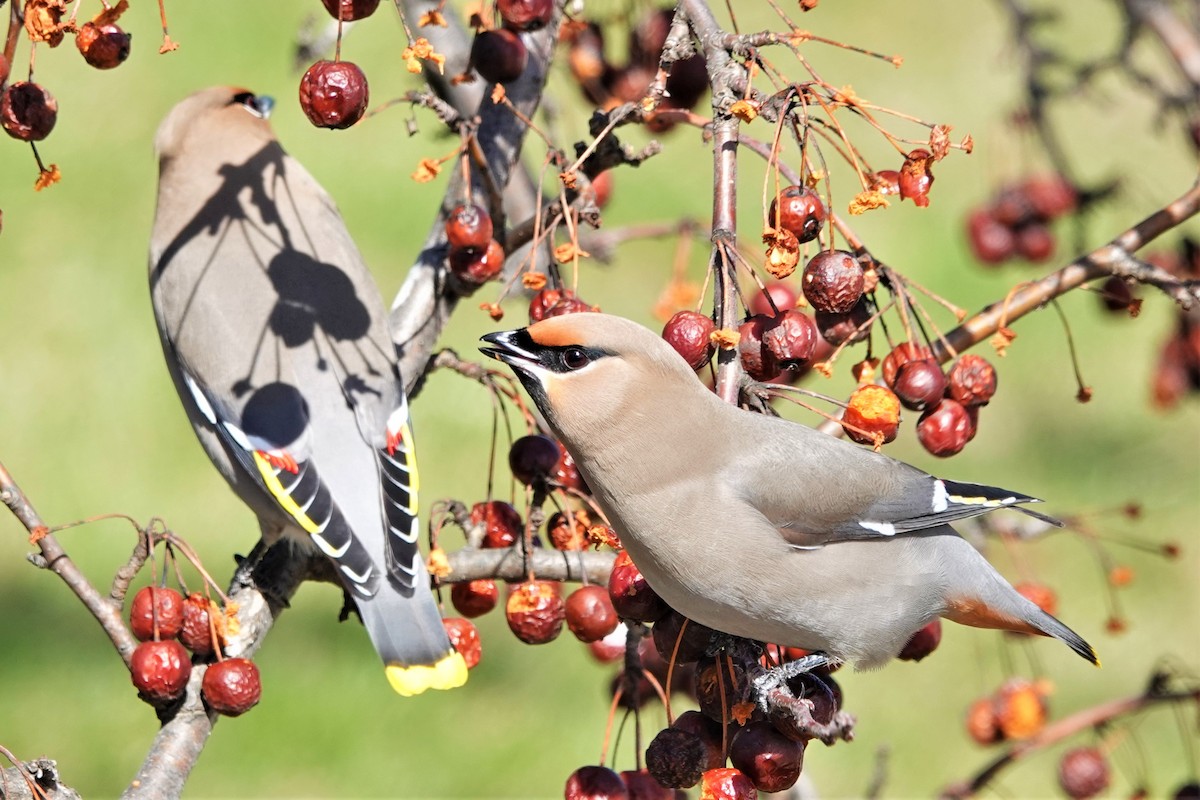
[450,579,499,618]
[842,384,901,445]
[470,500,524,548]
[180,593,216,656]
[882,341,933,388]
[608,550,669,623]
[1,82,58,142]
[529,287,596,320]
[1015,223,1055,262]
[130,639,191,703]
[509,433,561,486]
[916,399,974,457]
[445,204,494,251]
[729,720,805,793]
[506,580,566,644]
[547,511,588,550]
[565,584,619,643]
[1099,275,1137,313]
[1058,747,1111,800]
[737,315,780,381]
[201,658,262,716]
[749,281,798,318]
[662,311,716,371]
[802,250,864,313]
[892,358,946,411]
[321,0,380,20]
[898,149,934,207]
[651,609,716,665]
[443,616,483,668]
[1021,174,1077,220]
[1015,582,1058,615]
[565,765,630,800]
[588,623,628,664]
[991,187,1035,228]
[552,444,589,494]
[130,586,184,642]
[645,727,709,789]
[762,309,819,369]
[965,697,1002,745]
[472,29,528,84]
[299,60,369,129]
[449,238,506,287]
[769,185,826,244]
[815,299,872,346]
[75,22,131,69]
[947,354,998,406]
[966,208,1016,265]
[497,0,553,31]
[897,619,942,661]
[872,170,901,195]
[698,767,757,800]
[621,769,674,800]
[590,171,613,208]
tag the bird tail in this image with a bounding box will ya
[354,579,469,696]
[1023,604,1100,666]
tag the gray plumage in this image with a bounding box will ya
[481,312,1096,669]
[149,87,466,695]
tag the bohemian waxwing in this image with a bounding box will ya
[148,87,466,695]
[481,312,1097,669]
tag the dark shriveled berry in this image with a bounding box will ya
[897,619,942,661]
[620,769,674,800]
[816,299,872,346]
[947,354,997,406]
[663,311,715,370]
[565,765,630,800]
[299,60,369,129]
[737,315,780,381]
[201,657,262,716]
[673,711,726,770]
[1,82,58,141]
[652,609,716,664]
[882,342,933,388]
[646,727,708,789]
[472,29,528,84]
[694,657,747,722]
[180,592,215,655]
[762,310,819,369]
[803,250,863,313]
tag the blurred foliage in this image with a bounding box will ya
[0,1,1197,798]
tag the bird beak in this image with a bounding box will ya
[480,329,541,370]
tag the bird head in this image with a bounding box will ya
[154,86,276,170]
[480,312,700,437]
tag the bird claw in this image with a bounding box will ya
[752,652,831,707]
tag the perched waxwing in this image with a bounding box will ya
[481,313,1098,669]
[148,87,466,695]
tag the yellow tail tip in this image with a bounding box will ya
[385,652,469,697]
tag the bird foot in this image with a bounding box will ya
[752,653,831,702]
[762,687,857,746]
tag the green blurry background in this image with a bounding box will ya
[1,1,1197,797]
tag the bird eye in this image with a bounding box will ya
[562,347,590,371]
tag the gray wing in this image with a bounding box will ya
[728,411,1056,547]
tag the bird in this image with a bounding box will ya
[480,312,1098,670]
[148,86,466,696]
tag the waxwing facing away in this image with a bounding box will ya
[149,87,466,695]
[481,313,1097,669]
